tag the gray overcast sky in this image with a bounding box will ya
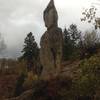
[0,0,99,58]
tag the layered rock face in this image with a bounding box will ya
[40,0,63,75]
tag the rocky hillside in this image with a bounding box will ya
[0,60,79,100]
[0,73,19,99]
[0,53,100,100]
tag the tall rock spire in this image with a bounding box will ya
[46,0,54,9]
[40,0,63,76]
[43,0,58,30]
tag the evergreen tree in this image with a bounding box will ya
[68,24,81,46]
[63,24,81,60]
[21,32,39,71]
[63,28,74,60]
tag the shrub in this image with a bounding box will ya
[80,55,100,78]
[17,60,28,76]
[79,30,100,59]
[75,54,100,98]
[23,71,38,90]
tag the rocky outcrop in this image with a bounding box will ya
[6,76,72,100]
[40,0,63,76]
[5,89,33,100]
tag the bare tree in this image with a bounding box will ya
[81,0,100,29]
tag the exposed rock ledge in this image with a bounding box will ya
[5,89,33,100]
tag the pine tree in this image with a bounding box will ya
[63,28,73,60]
[63,24,81,60]
[21,32,39,71]
[68,24,81,46]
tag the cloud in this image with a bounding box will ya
[0,0,99,58]
[10,14,34,26]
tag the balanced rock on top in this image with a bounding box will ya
[43,0,58,29]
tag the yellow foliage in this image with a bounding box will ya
[23,71,38,90]
[16,60,28,76]
[27,71,38,81]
